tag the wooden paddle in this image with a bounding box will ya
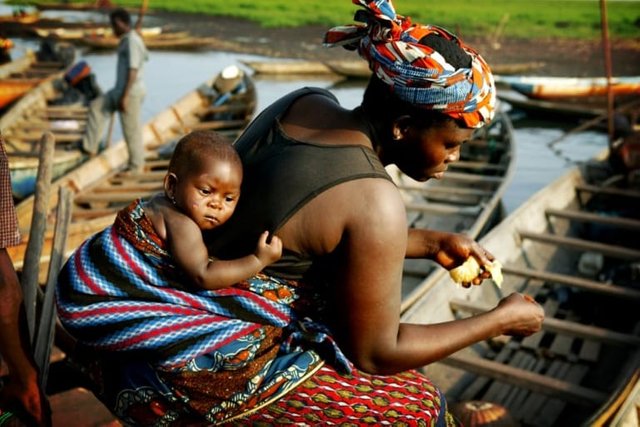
[135,0,148,32]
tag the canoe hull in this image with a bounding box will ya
[495,75,640,100]
[9,153,85,199]
[402,147,640,426]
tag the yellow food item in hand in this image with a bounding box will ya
[449,257,503,287]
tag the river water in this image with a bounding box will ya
[5,5,609,214]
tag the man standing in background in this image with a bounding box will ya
[81,7,148,173]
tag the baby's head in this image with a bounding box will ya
[164,131,243,231]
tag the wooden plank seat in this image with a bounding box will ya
[91,181,163,193]
[75,191,156,204]
[575,183,640,205]
[545,208,640,232]
[110,170,166,182]
[440,171,504,185]
[449,160,508,172]
[186,118,250,131]
[6,131,84,143]
[405,201,481,216]
[71,207,119,220]
[441,353,606,406]
[518,230,640,260]
[397,184,494,198]
[502,265,640,300]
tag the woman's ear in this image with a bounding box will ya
[163,172,178,203]
[391,115,412,141]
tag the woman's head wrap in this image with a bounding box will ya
[324,0,496,128]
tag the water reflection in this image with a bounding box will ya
[5,29,608,213]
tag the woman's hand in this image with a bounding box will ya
[434,232,495,283]
[492,293,545,337]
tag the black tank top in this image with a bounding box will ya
[207,87,392,280]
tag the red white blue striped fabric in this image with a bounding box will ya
[324,0,496,128]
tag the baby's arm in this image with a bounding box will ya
[166,214,281,289]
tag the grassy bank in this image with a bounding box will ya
[20,0,640,39]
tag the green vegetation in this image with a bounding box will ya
[18,0,640,39]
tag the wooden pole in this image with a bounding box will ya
[600,0,615,148]
[33,185,73,389]
[21,132,55,343]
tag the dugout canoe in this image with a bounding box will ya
[8,66,257,282]
[81,32,217,51]
[494,75,640,100]
[498,89,606,121]
[244,60,546,79]
[396,108,515,311]
[32,2,133,12]
[0,49,73,110]
[33,26,165,42]
[401,145,640,426]
[242,60,334,75]
[0,55,94,200]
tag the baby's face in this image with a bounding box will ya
[173,157,242,231]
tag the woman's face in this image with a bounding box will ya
[393,120,474,182]
[171,156,242,231]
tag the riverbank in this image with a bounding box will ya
[149,11,640,78]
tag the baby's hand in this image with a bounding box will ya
[255,231,282,266]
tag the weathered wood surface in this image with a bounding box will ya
[402,147,640,426]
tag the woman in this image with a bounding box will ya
[56,0,544,425]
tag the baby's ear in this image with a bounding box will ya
[163,172,178,197]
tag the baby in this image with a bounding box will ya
[144,130,282,290]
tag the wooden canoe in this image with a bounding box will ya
[8,68,257,281]
[245,60,547,79]
[0,50,72,110]
[498,89,606,121]
[1,14,108,38]
[32,2,129,12]
[81,33,217,51]
[242,60,334,75]
[34,26,165,42]
[396,108,515,311]
[494,75,640,100]
[401,146,640,425]
[0,78,41,109]
[1,60,92,200]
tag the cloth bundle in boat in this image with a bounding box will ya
[64,61,92,86]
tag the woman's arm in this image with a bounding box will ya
[334,181,544,375]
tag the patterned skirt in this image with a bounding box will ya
[224,364,458,426]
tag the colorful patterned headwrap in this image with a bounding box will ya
[324,0,496,128]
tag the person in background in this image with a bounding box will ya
[56,0,544,424]
[0,137,50,426]
[0,37,12,65]
[81,7,148,172]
